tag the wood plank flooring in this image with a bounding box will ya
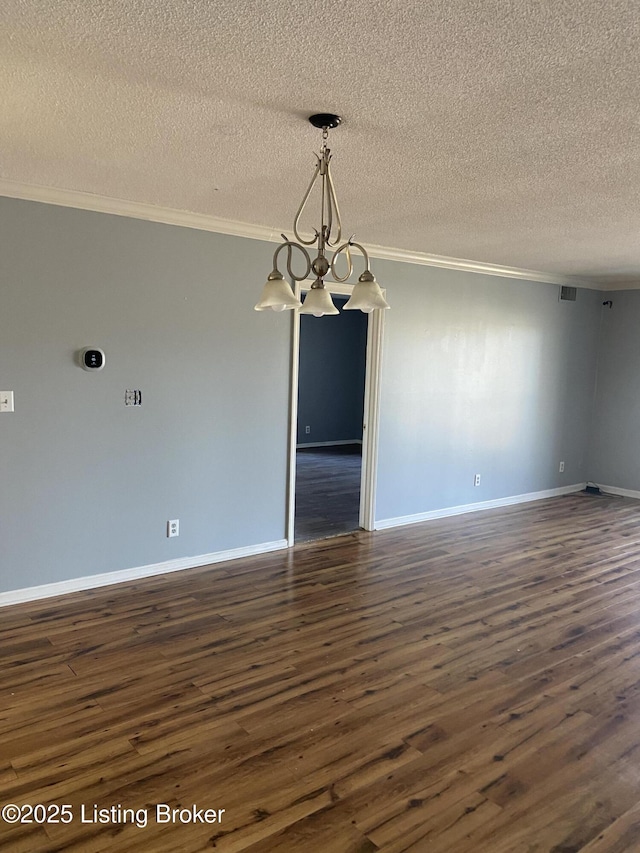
[3,492,640,851]
[294,445,362,542]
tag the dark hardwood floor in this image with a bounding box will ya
[294,444,362,542]
[2,492,640,850]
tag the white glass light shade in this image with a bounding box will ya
[343,274,389,312]
[299,286,339,317]
[254,274,301,311]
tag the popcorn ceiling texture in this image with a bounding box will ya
[1,0,639,282]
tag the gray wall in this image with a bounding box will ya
[0,198,291,593]
[297,298,367,445]
[0,195,617,597]
[374,257,603,522]
[588,291,640,489]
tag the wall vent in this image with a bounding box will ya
[559,285,577,302]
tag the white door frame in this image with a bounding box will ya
[286,281,386,546]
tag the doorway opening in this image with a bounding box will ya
[287,282,385,546]
[295,296,366,541]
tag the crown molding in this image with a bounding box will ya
[0,179,283,244]
[592,279,640,292]
[0,178,615,290]
[362,241,593,288]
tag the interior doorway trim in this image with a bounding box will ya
[286,281,386,546]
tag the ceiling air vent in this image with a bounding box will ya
[559,285,577,302]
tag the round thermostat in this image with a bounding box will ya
[80,347,106,371]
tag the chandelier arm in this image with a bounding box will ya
[324,164,343,247]
[345,240,371,271]
[329,241,354,283]
[293,156,322,246]
[272,241,312,283]
[320,149,333,247]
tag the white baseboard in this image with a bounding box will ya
[0,539,288,608]
[597,484,640,500]
[297,439,363,449]
[374,483,586,530]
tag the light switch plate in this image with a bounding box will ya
[0,391,14,412]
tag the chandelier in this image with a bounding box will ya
[254,113,389,317]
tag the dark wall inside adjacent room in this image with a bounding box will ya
[297,297,368,445]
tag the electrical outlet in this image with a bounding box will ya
[167,519,179,538]
[305,425,311,434]
[559,461,565,473]
[474,474,481,487]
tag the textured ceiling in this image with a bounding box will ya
[1,0,640,284]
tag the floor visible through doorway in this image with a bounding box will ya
[294,443,362,542]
